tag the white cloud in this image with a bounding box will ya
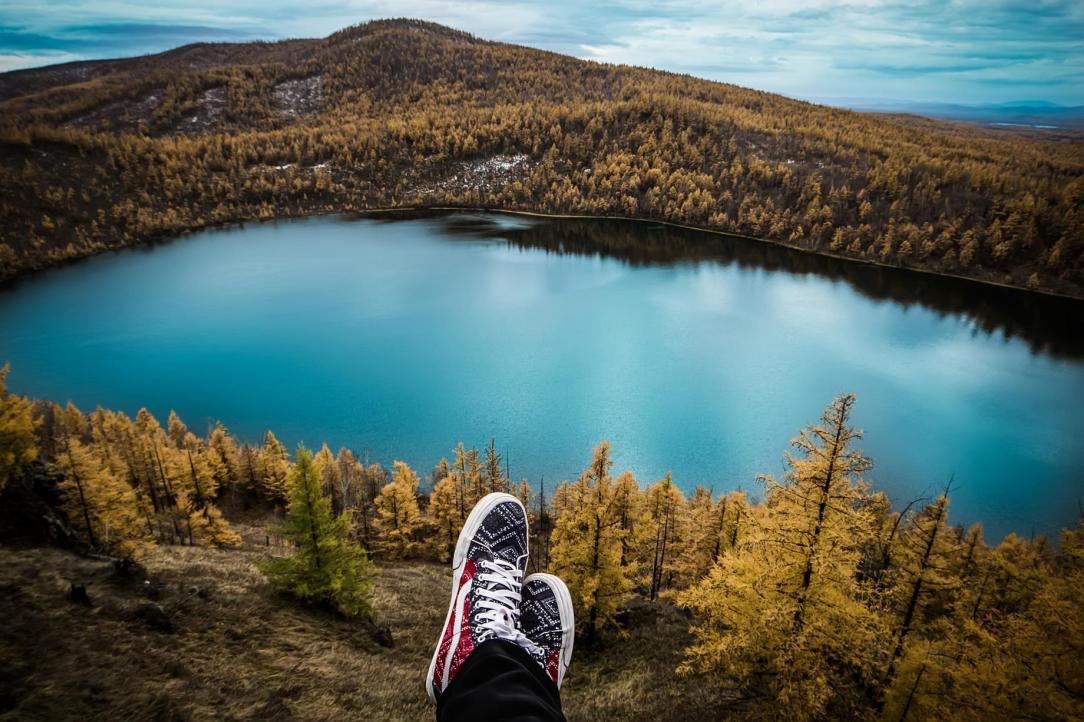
[3,0,1081,104]
[0,51,82,72]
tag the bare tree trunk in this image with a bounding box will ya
[898,662,926,722]
[886,496,947,684]
[65,438,97,549]
[793,405,847,630]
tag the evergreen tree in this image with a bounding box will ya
[258,447,375,619]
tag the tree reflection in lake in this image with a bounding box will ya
[405,210,1084,360]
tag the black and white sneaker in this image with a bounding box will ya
[519,573,575,688]
[426,492,532,702]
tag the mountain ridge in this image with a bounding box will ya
[0,18,1081,296]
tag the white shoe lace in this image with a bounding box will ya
[475,557,544,656]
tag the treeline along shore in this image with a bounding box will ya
[1,365,1080,721]
[0,19,1082,297]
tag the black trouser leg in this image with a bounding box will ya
[436,639,565,722]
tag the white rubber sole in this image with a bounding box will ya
[425,492,528,703]
[523,572,576,688]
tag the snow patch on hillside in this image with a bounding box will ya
[422,154,531,196]
[273,76,323,117]
[175,87,226,133]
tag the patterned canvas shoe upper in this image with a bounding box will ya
[426,492,532,702]
[519,573,576,688]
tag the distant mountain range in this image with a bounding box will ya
[811,97,1084,129]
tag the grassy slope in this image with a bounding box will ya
[0,521,729,721]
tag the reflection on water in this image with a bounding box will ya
[410,211,1084,360]
[1,210,1081,542]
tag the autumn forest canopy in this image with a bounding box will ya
[1,17,1083,722]
[0,364,1080,720]
[0,19,1082,297]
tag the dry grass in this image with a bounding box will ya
[0,525,735,721]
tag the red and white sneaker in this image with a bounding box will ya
[519,573,575,688]
[426,492,532,702]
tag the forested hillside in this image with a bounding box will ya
[1,366,1080,720]
[0,19,1082,296]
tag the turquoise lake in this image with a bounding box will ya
[1,212,1081,541]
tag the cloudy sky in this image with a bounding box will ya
[1,0,1081,105]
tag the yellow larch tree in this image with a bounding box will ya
[166,410,188,448]
[54,436,150,558]
[428,473,461,561]
[644,472,685,599]
[451,445,470,519]
[172,430,240,548]
[888,520,1080,721]
[207,423,241,503]
[950,521,1082,721]
[549,441,634,644]
[611,470,650,581]
[258,430,290,505]
[719,489,750,551]
[374,460,423,558]
[672,485,725,589]
[313,443,343,514]
[334,447,365,516]
[354,462,388,550]
[679,393,888,721]
[482,438,509,495]
[460,444,485,511]
[175,486,241,548]
[881,490,961,689]
[0,364,37,493]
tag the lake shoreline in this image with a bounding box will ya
[5,203,1084,303]
[3,211,1081,542]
